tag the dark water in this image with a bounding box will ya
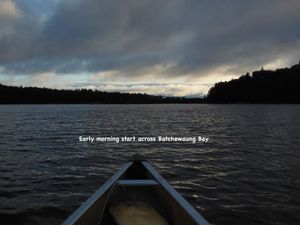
[0,104,299,225]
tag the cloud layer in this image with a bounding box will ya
[1,0,300,96]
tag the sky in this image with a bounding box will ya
[0,0,300,97]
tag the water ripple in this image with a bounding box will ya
[0,104,300,225]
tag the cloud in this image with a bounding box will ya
[0,0,20,18]
[0,71,210,97]
[0,0,300,95]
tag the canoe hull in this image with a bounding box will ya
[62,160,210,225]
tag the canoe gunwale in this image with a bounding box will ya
[61,162,133,225]
[142,161,210,225]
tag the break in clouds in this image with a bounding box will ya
[1,0,300,96]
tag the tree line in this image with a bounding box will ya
[1,62,300,104]
[0,84,203,104]
[206,62,300,103]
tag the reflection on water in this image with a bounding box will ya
[0,104,300,225]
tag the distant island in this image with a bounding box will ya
[206,62,300,103]
[0,84,203,104]
[1,62,300,104]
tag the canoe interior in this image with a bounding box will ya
[64,161,208,225]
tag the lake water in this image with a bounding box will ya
[0,104,299,225]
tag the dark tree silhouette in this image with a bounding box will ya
[2,62,299,104]
[0,84,204,104]
[206,62,300,103]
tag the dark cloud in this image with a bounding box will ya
[1,0,300,76]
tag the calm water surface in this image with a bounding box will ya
[0,104,299,225]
